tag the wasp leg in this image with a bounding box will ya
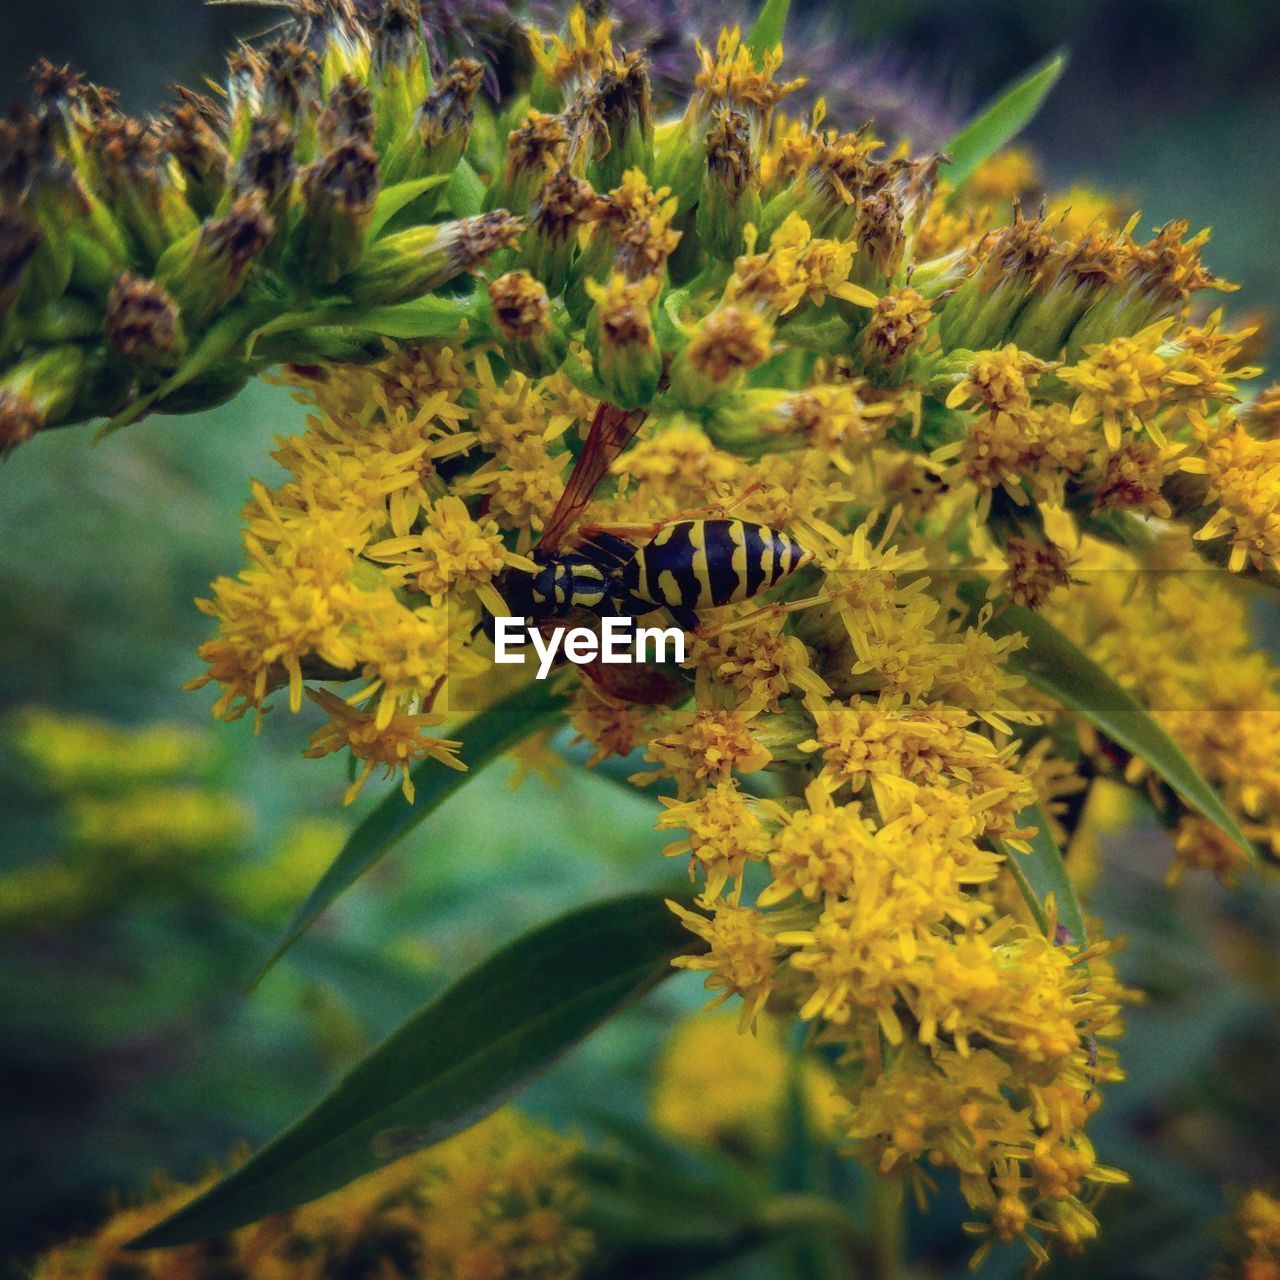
[580,484,766,542]
[696,591,832,638]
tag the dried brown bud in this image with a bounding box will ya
[420,59,484,148]
[105,272,185,367]
[295,139,379,283]
[163,90,230,217]
[320,76,375,149]
[0,211,41,314]
[372,0,424,73]
[489,270,550,341]
[158,191,274,325]
[28,59,85,115]
[0,390,41,449]
[262,40,321,120]
[235,115,297,204]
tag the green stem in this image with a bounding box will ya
[869,1173,905,1280]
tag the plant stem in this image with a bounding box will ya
[870,1172,905,1280]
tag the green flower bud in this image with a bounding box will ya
[161,89,230,218]
[417,59,483,173]
[584,53,653,192]
[518,167,602,296]
[85,116,199,266]
[319,76,375,151]
[0,344,87,446]
[343,210,523,306]
[0,213,41,318]
[261,40,322,129]
[584,270,662,409]
[936,210,1056,352]
[493,111,569,214]
[669,303,773,409]
[486,270,568,377]
[371,0,428,149]
[105,273,187,370]
[696,109,759,262]
[292,139,378,285]
[232,115,297,260]
[861,286,933,387]
[0,109,86,303]
[157,192,274,327]
[225,48,265,153]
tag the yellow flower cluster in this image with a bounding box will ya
[2,707,247,929]
[651,1010,842,1152]
[169,5,1278,1264]
[1048,536,1280,884]
[1220,1187,1280,1280]
[32,1109,592,1280]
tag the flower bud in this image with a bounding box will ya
[0,213,41,318]
[293,139,378,284]
[371,0,428,144]
[486,270,568,376]
[584,270,662,408]
[86,115,199,265]
[344,210,523,305]
[261,40,321,129]
[697,109,760,261]
[518,167,602,295]
[233,115,297,256]
[585,53,653,191]
[225,48,265,147]
[495,111,569,213]
[161,88,230,218]
[417,59,483,174]
[670,304,773,409]
[157,192,274,327]
[762,129,885,241]
[861,286,932,385]
[319,76,375,151]
[0,344,87,446]
[1,109,90,302]
[937,209,1056,352]
[105,272,187,370]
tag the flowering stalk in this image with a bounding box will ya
[18,0,1280,1267]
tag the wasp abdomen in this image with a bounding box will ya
[624,519,811,612]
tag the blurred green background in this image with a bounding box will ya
[1,2,1279,1277]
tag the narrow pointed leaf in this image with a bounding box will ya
[941,51,1067,189]
[260,679,568,978]
[365,175,451,242]
[344,292,478,340]
[994,801,1087,946]
[132,891,697,1248]
[746,0,789,60]
[977,592,1254,858]
[445,157,486,216]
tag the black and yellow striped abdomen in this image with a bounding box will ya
[623,519,812,612]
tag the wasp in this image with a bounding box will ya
[489,403,813,701]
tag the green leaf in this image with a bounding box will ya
[994,801,1087,945]
[746,0,789,61]
[445,157,486,217]
[941,51,1067,189]
[976,591,1255,859]
[259,680,568,978]
[345,293,479,340]
[365,175,451,242]
[130,891,697,1248]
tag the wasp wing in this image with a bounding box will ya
[536,403,646,559]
